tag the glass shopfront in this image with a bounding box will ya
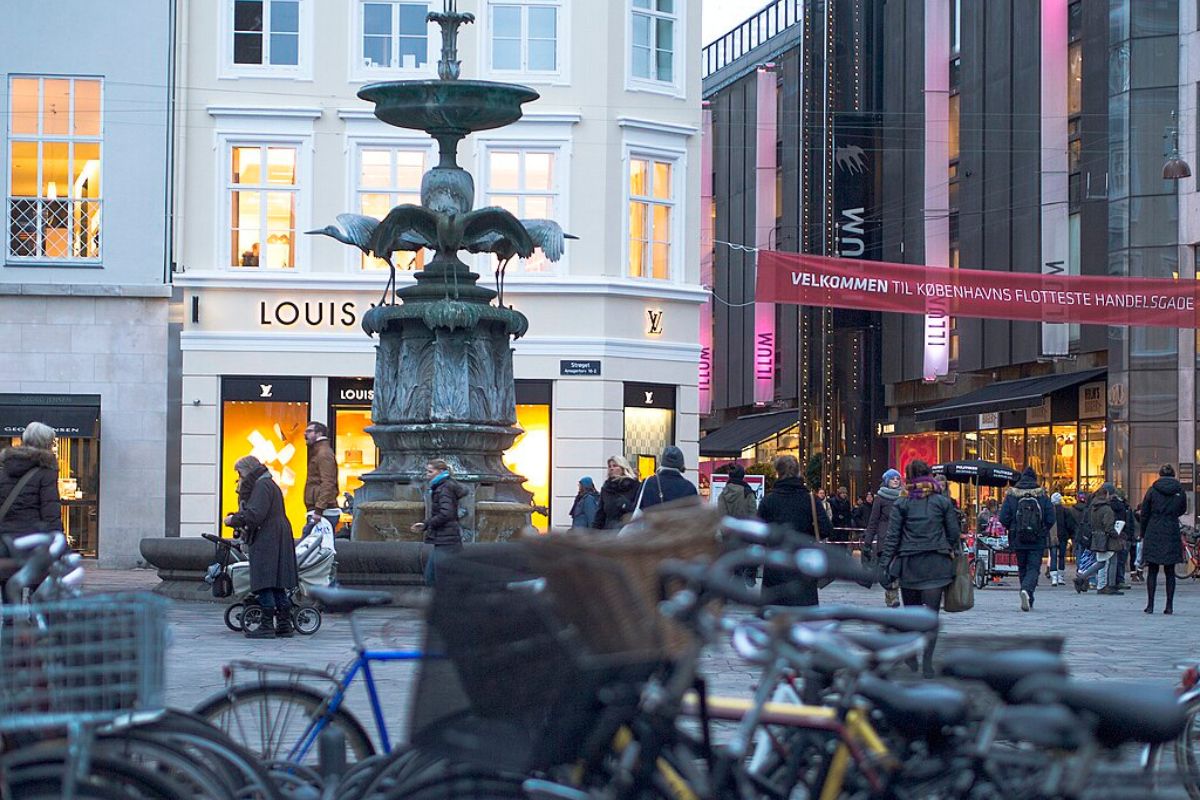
[0,394,100,556]
[623,383,677,480]
[220,377,310,534]
[328,378,377,501]
[503,381,552,531]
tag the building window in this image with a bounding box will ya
[228,144,298,269]
[631,0,676,84]
[232,0,301,66]
[355,144,427,271]
[7,76,102,262]
[485,147,559,272]
[628,155,674,279]
[356,1,430,72]
[489,1,560,75]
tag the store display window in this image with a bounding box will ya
[623,383,676,481]
[1079,422,1106,492]
[220,377,310,535]
[503,381,552,531]
[328,378,377,504]
[1052,425,1078,497]
[1001,429,1025,471]
[0,394,100,556]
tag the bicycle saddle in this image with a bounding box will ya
[993,704,1086,751]
[856,673,968,738]
[772,604,940,634]
[307,586,393,613]
[940,650,1068,702]
[1010,674,1186,747]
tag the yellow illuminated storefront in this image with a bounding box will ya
[503,381,553,530]
[220,378,309,537]
[623,383,676,479]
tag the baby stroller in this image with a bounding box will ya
[203,517,335,635]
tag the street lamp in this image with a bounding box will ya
[1164,111,1191,180]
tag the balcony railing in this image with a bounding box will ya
[702,0,802,79]
[7,197,102,262]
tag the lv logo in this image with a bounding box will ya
[646,309,664,335]
[259,384,273,398]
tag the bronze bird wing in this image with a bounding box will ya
[370,204,439,260]
[520,219,577,262]
[334,213,380,251]
[460,207,535,259]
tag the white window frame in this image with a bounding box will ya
[475,139,569,277]
[481,0,570,85]
[345,137,437,273]
[349,0,438,81]
[626,0,684,97]
[216,133,312,272]
[5,75,104,266]
[220,0,312,80]
[623,144,684,283]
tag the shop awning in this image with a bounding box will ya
[700,410,799,458]
[914,368,1106,423]
[0,395,101,438]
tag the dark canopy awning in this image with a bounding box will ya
[914,368,1106,423]
[700,410,798,458]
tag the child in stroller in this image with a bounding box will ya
[203,515,336,635]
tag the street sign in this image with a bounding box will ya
[560,360,601,376]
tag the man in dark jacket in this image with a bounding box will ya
[304,422,340,529]
[412,459,468,585]
[718,464,759,586]
[1110,489,1136,590]
[829,486,853,529]
[998,466,1056,611]
[0,421,62,548]
[638,446,699,512]
[758,454,834,606]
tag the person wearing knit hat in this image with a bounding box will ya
[864,467,904,607]
[637,446,699,513]
[569,475,600,529]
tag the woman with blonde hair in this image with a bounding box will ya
[593,455,640,530]
[0,422,62,550]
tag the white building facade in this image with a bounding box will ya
[0,0,174,566]
[175,0,704,533]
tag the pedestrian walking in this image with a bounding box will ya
[878,460,961,677]
[411,459,467,586]
[718,463,760,587]
[976,498,997,537]
[593,456,640,531]
[1138,464,1187,615]
[636,446,699,512]
[758,454,833,607]
[815,488,834,529]
[829,486,853,529]
[569,476,601,529]
[0,421,63,549]
[303,421,341,531]
[864,468,903,608]
[1111,488,1136,590]
[1047,492,1076,586]
[224,456,299,639]
[998,466,1055,611]
[1074,484,1123,595]
[851,492,874,530]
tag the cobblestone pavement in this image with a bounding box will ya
[84,565,1200,796]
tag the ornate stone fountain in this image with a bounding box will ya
[323,1,566,542]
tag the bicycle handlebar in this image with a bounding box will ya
[4,531,70,603]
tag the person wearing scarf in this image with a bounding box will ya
[879,460,961,677]
[864,468,903,607]
[411,459,467,586]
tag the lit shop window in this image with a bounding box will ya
[622,383,675,478]
[229,144,298,269]
[329,378,378,499]
[220,378,310,535]
[502,381,551,531]
[356,145,427,271]
[7,76,102,262]
[628,156,673,279]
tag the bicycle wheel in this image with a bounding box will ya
[1173,694,1200,800]
[225,603,246,632]
[294,605,322,635]
[193,681,375,766]
[2,743,181,800]
[971,560,987,590]
[92,734,237,800]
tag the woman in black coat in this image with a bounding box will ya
[0,421,62,549]
[593,456,640,531]
[412,459,468,586]
[1138,464,1188,614]
[757,454,833,607]
[225,456,299,639]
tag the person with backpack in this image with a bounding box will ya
[998,466,1055,611]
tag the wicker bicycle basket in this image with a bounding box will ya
[0,593,168,730]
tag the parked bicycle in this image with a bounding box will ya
[1176,525,1200,579]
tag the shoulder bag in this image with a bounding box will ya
[943,543,975,612]
[0,470,38,525]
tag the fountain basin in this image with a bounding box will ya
[358,80,540,135]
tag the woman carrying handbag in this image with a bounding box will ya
[878,459,962,677]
